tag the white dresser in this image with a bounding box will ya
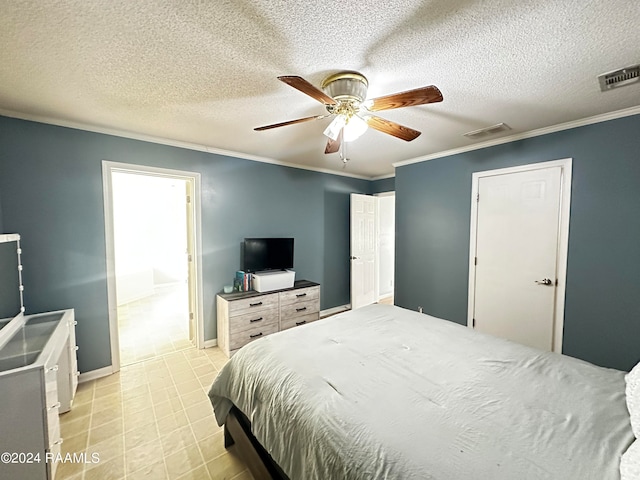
[217,280,320,357]
[0,309,78,480]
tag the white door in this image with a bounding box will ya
[470,163,568,351]
[351,194,377,309]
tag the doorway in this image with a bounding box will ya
[350,192,396,309]
[467,159,572,352]
[376,192,395,305]
[102,162,204,372]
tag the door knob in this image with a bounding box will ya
[535,278,553,286]
[350,256,358,260]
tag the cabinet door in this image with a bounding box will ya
[0,369,48,480]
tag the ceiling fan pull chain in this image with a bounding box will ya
[341,136,349,165]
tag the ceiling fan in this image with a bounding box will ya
[254,71,443,158]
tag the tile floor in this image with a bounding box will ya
[377,295,394,305]
[117,284,193,366]
[58,346,253,480]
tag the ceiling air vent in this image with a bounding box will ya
[598,65,640,92]
[463,122,512,140]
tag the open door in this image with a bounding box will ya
[350,194,377,309]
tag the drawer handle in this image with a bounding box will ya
[296,293,307,298]
[49,401,61,411]
[74,346,79,351]
[47,365,59,372]
[250,317,263,323]
[249,301,263,307]
[296,307,307,312]
[249,332,263,338]
[73,321,78,326]
[296,320,307,326]
[75,372,80,377]
[51,438,64,447]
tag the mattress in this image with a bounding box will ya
[209,304,634,480]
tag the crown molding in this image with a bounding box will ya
[393,106,640,168]
[0,108,372,180]
[3,105,638,180]
[370,172,396,181]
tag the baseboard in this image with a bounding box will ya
[204,339,218,348]
[78,366,114,383]
[320,304,350,318]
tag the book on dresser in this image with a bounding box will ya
[216,280,320,357]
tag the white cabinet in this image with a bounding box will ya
[0,309,78,480]
[217,280,320,356]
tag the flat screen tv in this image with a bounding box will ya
[243,238,294,273]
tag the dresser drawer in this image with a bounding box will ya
[280,312,320,331]
[228,293,279,315]
[229,322,279,351]
[280,286,319,306]
[229,307,279,334]
[280,298,320,320]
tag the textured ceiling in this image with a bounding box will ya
[0,0,639,178]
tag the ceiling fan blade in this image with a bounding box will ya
[278,76,338,105]
[367,85,443,112]
[366,115,422,141]
[254,115,327,131]
[325,129,342,154]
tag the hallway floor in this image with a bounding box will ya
[118,284,192,366]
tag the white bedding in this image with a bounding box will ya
[209,304,634,480]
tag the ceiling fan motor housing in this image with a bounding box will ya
[321,71,368,105]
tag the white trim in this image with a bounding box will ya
[203,339,218,349]
[394,106,640,168]
[370,172,396,181]
[375,192,396,300]
[3,106,636,180]
[0,108,370,180]
[102,161,205,374]
[0,233,20,242]
[467,158,572,353]
[374,195,380,305]
[78,366,114,383]
[321,305,350,318]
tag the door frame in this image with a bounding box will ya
[467,158,572,353]
[102,161,204,373]
[374,191,395,302]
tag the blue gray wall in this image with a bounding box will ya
[395,114,640,371]
[0,116,370,372]
[371,176,395,194]
[3,113,638,373]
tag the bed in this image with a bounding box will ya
[208,304,638,480]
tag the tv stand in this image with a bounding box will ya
[217,280,320,357]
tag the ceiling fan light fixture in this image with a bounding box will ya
[321,71,368,104]
[323,115,347,141]
[343,114,368,142]
[256,72,443,161]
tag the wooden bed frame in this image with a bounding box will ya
[224,406,290,480]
